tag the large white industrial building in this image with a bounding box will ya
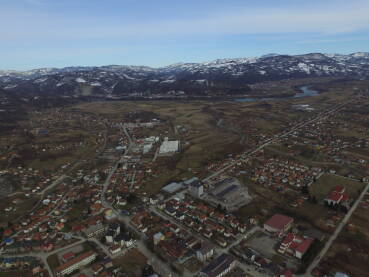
[159,139,179,155]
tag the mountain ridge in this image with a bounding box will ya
[1,52,368,97]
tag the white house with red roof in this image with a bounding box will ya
[325,186,349,205]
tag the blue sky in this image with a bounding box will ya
[1,0,369,70]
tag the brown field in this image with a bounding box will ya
[0,195,40,222]
[113,248,147,273]
[321,229,369,277]
[309,173,364,201]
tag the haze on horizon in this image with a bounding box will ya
[1,0,369,70]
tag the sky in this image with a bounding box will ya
[1,0,369,70]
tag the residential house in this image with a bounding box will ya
[325,186,349,205]
[199,253,237,277]
[264,214,293,237]
[278,233,314,259]
[196,242,215,262]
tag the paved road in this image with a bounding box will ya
[122,123,134,146]
[38,174,69,195]
[152,147,159,162]
[303,182,369,276]
[129,170,137,192]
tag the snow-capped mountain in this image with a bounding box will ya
[1,52,368,97]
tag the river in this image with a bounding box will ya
[234,85,319,102]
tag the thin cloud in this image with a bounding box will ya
[297,37,369,44]
[1,1,369,40]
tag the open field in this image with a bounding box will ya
[309,173,364,201]
[320,229,369,277]
[0,195,40,222]
[113,249,147,273]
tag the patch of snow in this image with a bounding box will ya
[122,73,136,80]
[351,52,368,58]
[194,79,207,84]
[75,77,86,83]
[160,79,176,84]
[90,81,101,87]
[297,63,311,74]
[4,84,18,89]
[34,77,48,83]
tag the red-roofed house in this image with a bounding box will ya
[295,238,314,259]
[62,252,75,263]
[3,229,13,237]
[279,269,294,277]
[278,233,314,259]
[333,186,345,194]
[325,186,349,205]
[264,214,293,237]
[42,243,54,252]
[326,191,343,204]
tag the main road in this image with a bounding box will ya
[303,182,369,276]
[100,124,178,277]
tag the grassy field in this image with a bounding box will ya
[309,173,364,201]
